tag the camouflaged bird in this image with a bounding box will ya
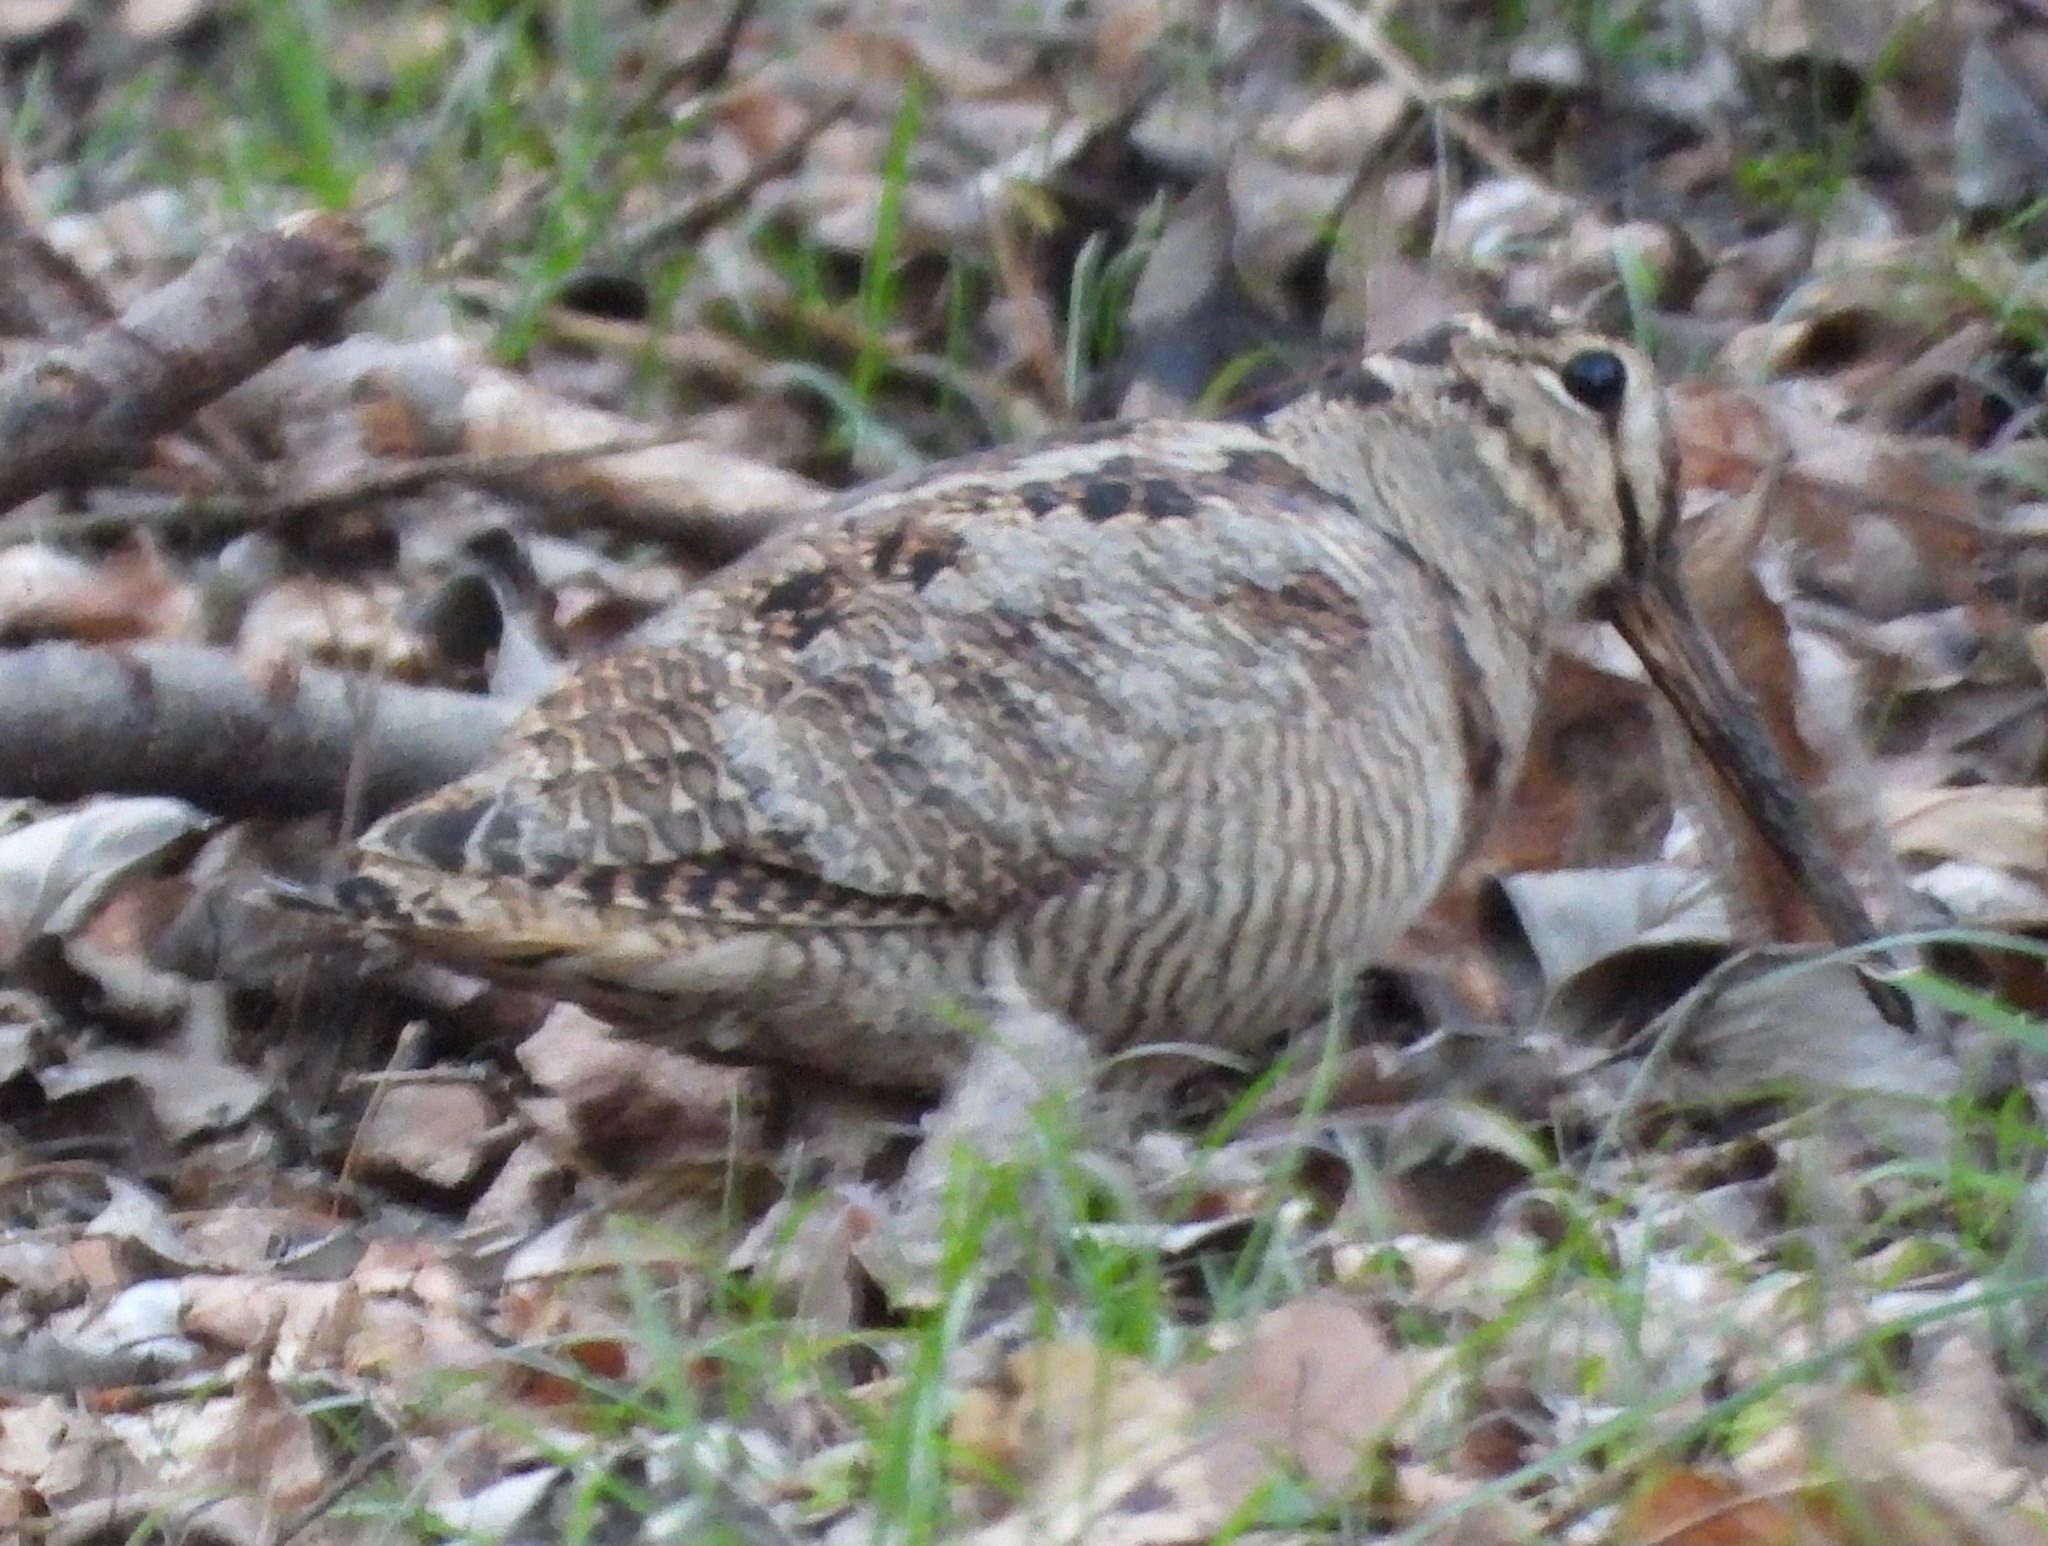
[335,310,1877,1091]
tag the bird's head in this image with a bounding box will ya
[1304,309,1883,956]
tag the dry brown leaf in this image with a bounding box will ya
[1614,1468,1824,1546]
[193,1354,329,1515]
[1188,1294,1414,1501]
[1883,786,2048,874]
[460,366,824,539]
[236,575,419,677]
[517,1003,766,1176]
[1731,1344,2048,1546]
[1669,382,1980,616]
[179,1266,492,1382]
[0,541,194,644]
[0,0,73,42]
[954,1340,1218,1546]
[956,1297,1414,1544]
[0,796,211,959]
[1093,0,1166,83]
[349,1081,509,1195]
[117,0,212,43]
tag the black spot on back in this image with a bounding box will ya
[1019,483,1065,516]
[334,873,400,920]
[756,567,837,619]
[476,807,531,875]
[1277,575,1347,612]
[754,565,844,650]
[1218,447,1332,503]
[1486,304,1566,339]
[1138,479,1198,519]
[1327,365,1397,406]
[1441,374,1490,412]
[1080,481,1132,521]
[869,520,963,589]
[1391,323,1460,367]
[393,801,488,872]
[869,524,906,577]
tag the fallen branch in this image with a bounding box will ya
[0,643,511,819]
[0,211,386,517]
[0,126,269,491]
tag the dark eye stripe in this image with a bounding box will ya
[1612,468,1647,578]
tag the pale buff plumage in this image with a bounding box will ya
[332,310,1875,1090]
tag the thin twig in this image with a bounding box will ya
[1290,0,1569,194]
[338,1019,432,1191]
[275,1438,409,1545]
[618,0,762,131]
[618,94,854,260]
[0,433,701,548]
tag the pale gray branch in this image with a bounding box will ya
[0,643,511,818]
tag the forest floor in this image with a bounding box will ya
[5,1,2048,1542]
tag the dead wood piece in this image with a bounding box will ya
[0,643,511,819]
[0,212,387,518]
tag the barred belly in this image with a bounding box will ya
[1008,716,1471,1054]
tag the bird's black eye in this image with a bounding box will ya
[1558,349,1627,416]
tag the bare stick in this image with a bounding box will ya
[0,212,386,517]
[0,643,511,819]
[0,126,270,489]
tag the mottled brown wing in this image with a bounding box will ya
[351,422,1412,929]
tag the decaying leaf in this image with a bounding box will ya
[0,797,211,958]
[954,1297,1420,1542]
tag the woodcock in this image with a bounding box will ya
[334,310,1878,1091]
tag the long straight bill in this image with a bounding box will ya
[1609,567,1883,954]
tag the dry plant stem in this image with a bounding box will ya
[0,145,113,337]
[616,0,761,130]
[275,1439,408,1546]
[339,1018,431,1190]
[0,212,386,518]
[1292,0,1570,194]
[0,434,707,549]
[0,643,511,818]
[445,279,768,388]
[617,94,854,260]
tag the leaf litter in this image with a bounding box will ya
[5,0,2048,1541]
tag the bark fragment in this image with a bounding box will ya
[0,643,510,819]
[0,211,386,517]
